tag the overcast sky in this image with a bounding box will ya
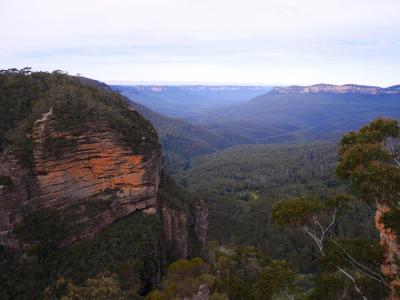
[1,0,399,86]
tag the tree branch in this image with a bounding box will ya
[336,266,368,300]
[333,240,391,289]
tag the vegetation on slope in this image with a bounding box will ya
[177,143,376,273]
[0,212,162,299]
[201,91,400,144]
[128,100,235,173]
[0,68,159,164]
[146,245,297,300]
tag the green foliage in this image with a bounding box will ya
[1,212,162,299]
[209,292,229,300]
[309,270,389,300]
[337,118,400,205]
[188,90,400,146]
[179,143,343,201]
[167,257,208,281]
[12,189,120,254]
[309,272,351,300]
[255,260,295,300]
[381,209,400,235]
[0,68,50,153]
[158,174,192,210]
[147,245,297,300]
[319,239,383,272]
[0,68,160,165]
[145,258,212,299]
[177,142,375,273]
[271,197,324,227]
[12,209,63,243]
[13,209,68,259]
[269,194,387,298]
[44,273,141,300]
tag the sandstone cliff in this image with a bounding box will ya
[0,71,207,261]
[272,84,400,95]
[376,203,400,300]
[0,71,162,248]
[0,107,161,248]
[158,175,208,260]
[160,197,208,260]
[0,70,208,298]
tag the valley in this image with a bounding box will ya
[119,83,400,157]
[3,0,399,298]
[117,81,400,298]
[0,70,399,299]
[112,85,272,122]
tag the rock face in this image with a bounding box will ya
[192,199,208,248]
[0,108,161,248]
[375,203,400,300]
[160,198,208,260]
[272,84,400,95]
[160,202,190,259]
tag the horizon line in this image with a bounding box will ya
[105,80,399,89]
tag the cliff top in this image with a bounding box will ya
[271,83,400,95]
[0,68,160,163]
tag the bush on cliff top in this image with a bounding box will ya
[0,68,160,164]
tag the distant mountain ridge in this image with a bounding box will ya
[199,83,400,144]
[272,83,400,95]
[110,82,400,170]
[123,85,269,92]
[112,85,272,121]
[126,99,236,172]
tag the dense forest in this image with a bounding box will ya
[175,143,376,273]
[1,69,399,299]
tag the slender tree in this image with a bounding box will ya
[271,195,386,299]
[337,118,400,299]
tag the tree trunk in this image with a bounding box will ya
[375,202,400,300]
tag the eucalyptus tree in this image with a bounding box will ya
[337,118,400,299]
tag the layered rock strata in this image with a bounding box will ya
[0,108,161,248]
[376,203,400,300]
[160,198,208,260]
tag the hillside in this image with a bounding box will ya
[112,85,271,121]
[176,142,376,271]
[126,100,238,172]
[0,69,207,298]
[200,84,400,144]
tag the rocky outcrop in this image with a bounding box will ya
[375,203,400,300]
[0,71,209,298]
[192,199,208,248]
[272,84,400,95]
[160,198,208,260]
[0,108,161,248]
[160,202,190,259]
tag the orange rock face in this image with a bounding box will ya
[376,203,400,300]
[160,198,208,260]
[0,109,161,248]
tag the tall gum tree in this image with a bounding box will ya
[337,118,400,299]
